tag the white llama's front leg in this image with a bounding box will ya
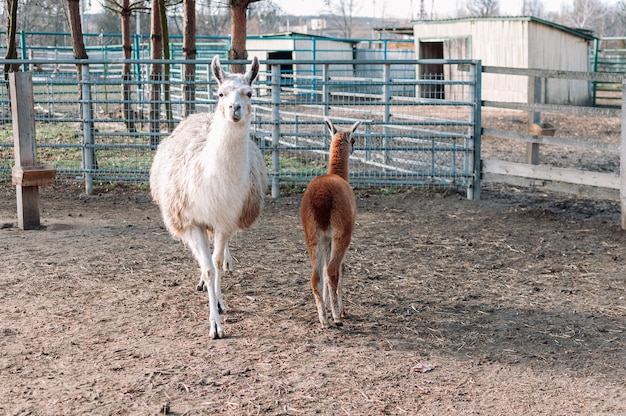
[212,232,230,314]
[185,227,224,339]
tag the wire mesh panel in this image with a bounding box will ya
[0,58,480,197]
[253,59,480,195]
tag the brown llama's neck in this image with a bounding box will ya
[327,138,350,182]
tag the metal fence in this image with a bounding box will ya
[0,58,481,198]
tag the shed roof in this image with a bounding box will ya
[411,16,596,41]
[248,31,356,44]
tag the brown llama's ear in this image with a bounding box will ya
[325,118,337,136]
[245,56,260,86]
[211,55,226,84]
[350,136,356,154]
[350,120,362,133]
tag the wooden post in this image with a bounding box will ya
[526,76,541,165]
[10,72,55,230]
[619,78,626,230]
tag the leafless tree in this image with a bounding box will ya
[229,0,261,73]
[67,0,88,61]
[615,1,626,36]
[324,0,360,38]
[10,0,66,39]
[521,0,545,17]
[464,0,499,16]
[247,0,282,35]
[4,0,19,75]
[182,0,196,115]
[196,0,230,36]
[102,0,149,133]
[159,0,174,132]
[150,0,162,145]
[562,0,602,28]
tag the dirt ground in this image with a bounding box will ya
[1,108,625,415]
[1,175,625,415]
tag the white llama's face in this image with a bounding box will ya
[216,79,253,123]
[211,55,259,124]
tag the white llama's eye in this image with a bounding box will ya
[218,92,224,98]
[247,91,252,98]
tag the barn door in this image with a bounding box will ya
[418,41,444,99]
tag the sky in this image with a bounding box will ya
[269,0,622,20]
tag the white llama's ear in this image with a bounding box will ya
[245,56,260,85]
[350,120,362,133]
[325,118,337,135]
[211,55,226,84]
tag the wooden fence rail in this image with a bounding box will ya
[480,66,625,230]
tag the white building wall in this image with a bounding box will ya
[412,18,592,104]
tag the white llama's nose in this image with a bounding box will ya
[230,103,242,121]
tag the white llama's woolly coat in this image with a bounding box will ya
[150,112,267,239]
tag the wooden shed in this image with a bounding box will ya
[246,32,355,82]
[411,16,596,105]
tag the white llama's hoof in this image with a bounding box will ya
[209,318,224,339]
[196,276,206,291]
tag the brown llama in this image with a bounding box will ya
[300,118,362,328]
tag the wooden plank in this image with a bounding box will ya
[482,128,620,152]
[483,172,620,201]
[12,166,56,187]
[482,159,620,189]
[482,100,621,118]
[482,65,624,83]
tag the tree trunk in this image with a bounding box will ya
[4,0,20,76]
[150,0,163,146]
[67,0,89,61]
[229,0,259,73]
[121,0,136,133]
[159,0,173,132]
[183,0,197,116]
[67,0,96,179]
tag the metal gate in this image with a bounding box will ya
[0,58,481,199]
[592,37,625,107]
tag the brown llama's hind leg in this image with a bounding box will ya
[306,231,330,328]
[311,266,329,328]
[326,236,351,326]
[339,262,348,319]
[324,263,342,326]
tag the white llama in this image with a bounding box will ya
[150,55,267,339]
